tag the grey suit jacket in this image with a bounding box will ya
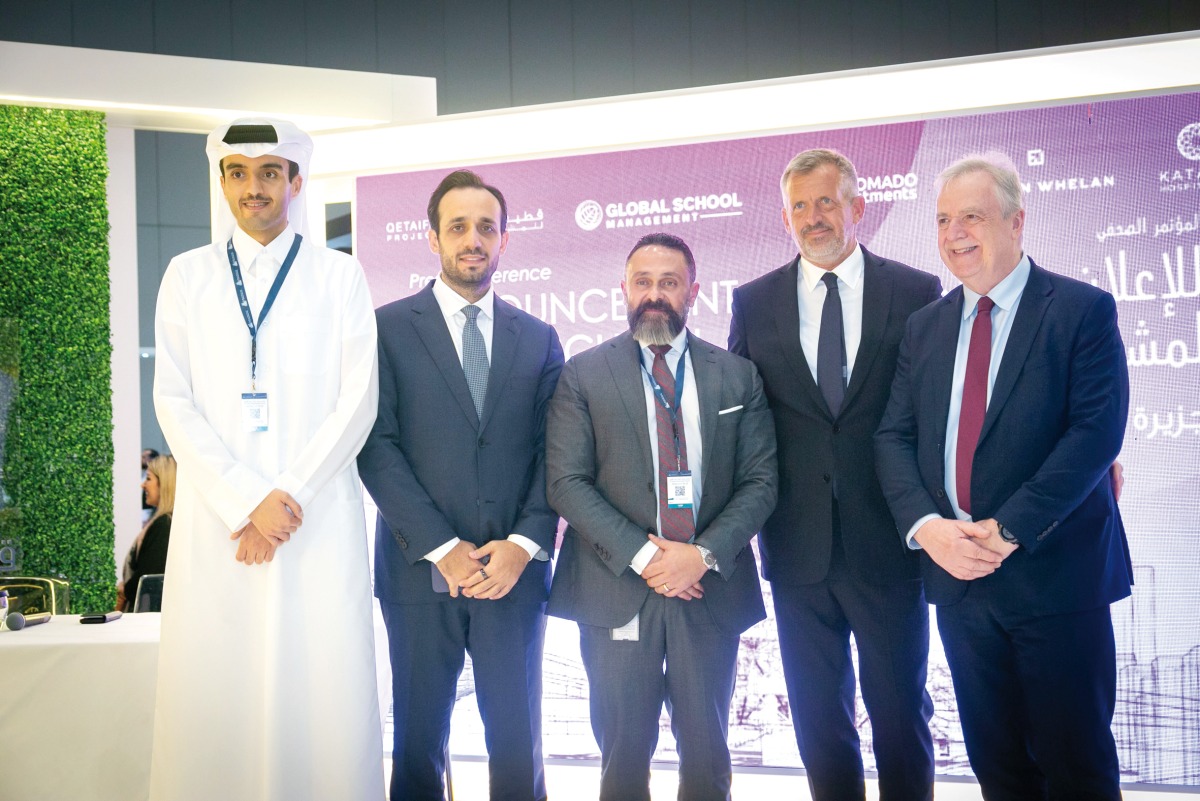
[545,330,777,635]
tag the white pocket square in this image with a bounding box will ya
[718,405,744,415]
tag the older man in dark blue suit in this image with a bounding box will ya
[876,152,1132,801]
[358,170,563,801]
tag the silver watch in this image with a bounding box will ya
[695,544,718,571]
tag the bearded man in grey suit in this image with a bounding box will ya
[546,232,778,801]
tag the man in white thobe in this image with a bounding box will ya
[150,118,384,801]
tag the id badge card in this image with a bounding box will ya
[666,471,694,509]
[612,613,640,641]
[241,392,269,432]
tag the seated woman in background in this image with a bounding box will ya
[118,454,176,612]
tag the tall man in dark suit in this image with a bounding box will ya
[729,149,940,801]
[547,233,777,801]
[876,152,1131,800]
[358,170,564,801]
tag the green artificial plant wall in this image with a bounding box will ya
[0,106,114,612]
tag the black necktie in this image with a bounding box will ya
[817,272,846,417]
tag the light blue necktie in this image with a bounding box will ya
[462,305,489,419]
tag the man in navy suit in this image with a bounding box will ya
[876,152,1131,800]
[358,170,564,801]
[729,149,939,801]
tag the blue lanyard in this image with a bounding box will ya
[228,234,302,389]
[640,343,689,470]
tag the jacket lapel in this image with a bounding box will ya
[410,285,480,429]
[479,296,522,432]
[605,333,654,471]
[771,258,828,418]
[929,289,964,485]
[845,247,892,410]
[978,261,1053,446]
[687,333,722,501]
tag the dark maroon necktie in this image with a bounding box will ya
[956,296,995,517]
[650,345,694,542]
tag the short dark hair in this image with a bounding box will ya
[427,170,508,234]
[625,232,697,282]
[219,157,300,182]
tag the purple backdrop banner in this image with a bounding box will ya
[356,91,1200,786]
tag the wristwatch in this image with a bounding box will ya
[695,544,719,572]
[997,523,1019,545]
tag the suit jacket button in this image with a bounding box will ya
[936,489,945,498]
[832,424,841,434]
[478,437,487,448]
[822,473,831,483]
[648,482,655,494]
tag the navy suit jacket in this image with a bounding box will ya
[875,260,1133,615]
[358,282,564,605]
[730,247,941,585]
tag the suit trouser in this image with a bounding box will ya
[380,596,548,801]
[937,599,1121,801]
[578,592,741,801]
[771,512,934,801]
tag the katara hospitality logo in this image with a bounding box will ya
[1177,122,1200,161]
[575,191,744,231]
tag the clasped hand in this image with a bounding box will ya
[641,534,706,600]
[231,522,276,565]
[437,540,531,600]
[231,489,303,565]
[248,489,303,545]
[914,517,1016,581]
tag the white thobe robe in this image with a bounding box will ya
[150,225,384,801]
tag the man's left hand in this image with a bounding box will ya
[231,522,277,565]
[970,518,1020,559]
[460,540,532,600]
[641,534,708,599]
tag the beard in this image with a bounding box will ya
[798,223,850,265]
[439,247,498,292]
[628,298,687,346]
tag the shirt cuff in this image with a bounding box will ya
[905,514,942,550]
[508,534,546,561]
[630,541,660,576]
[424,538,460,564]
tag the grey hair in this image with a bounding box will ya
[779,148,860,204]
[936,151,1024,218]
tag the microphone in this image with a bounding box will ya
[5,611,51,631]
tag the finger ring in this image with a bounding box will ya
[662,584,670,592]
[479,568,489,580]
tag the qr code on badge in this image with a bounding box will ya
[672,485,685,498]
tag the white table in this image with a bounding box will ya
[0,613,161,801]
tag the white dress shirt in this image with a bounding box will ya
[797,244,866,385]
[630,328,704,575]
[907,254,1031,547]
[424,276,544,562]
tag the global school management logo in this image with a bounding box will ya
[575,191,744,231]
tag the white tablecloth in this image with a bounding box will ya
[0,613,161,801]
